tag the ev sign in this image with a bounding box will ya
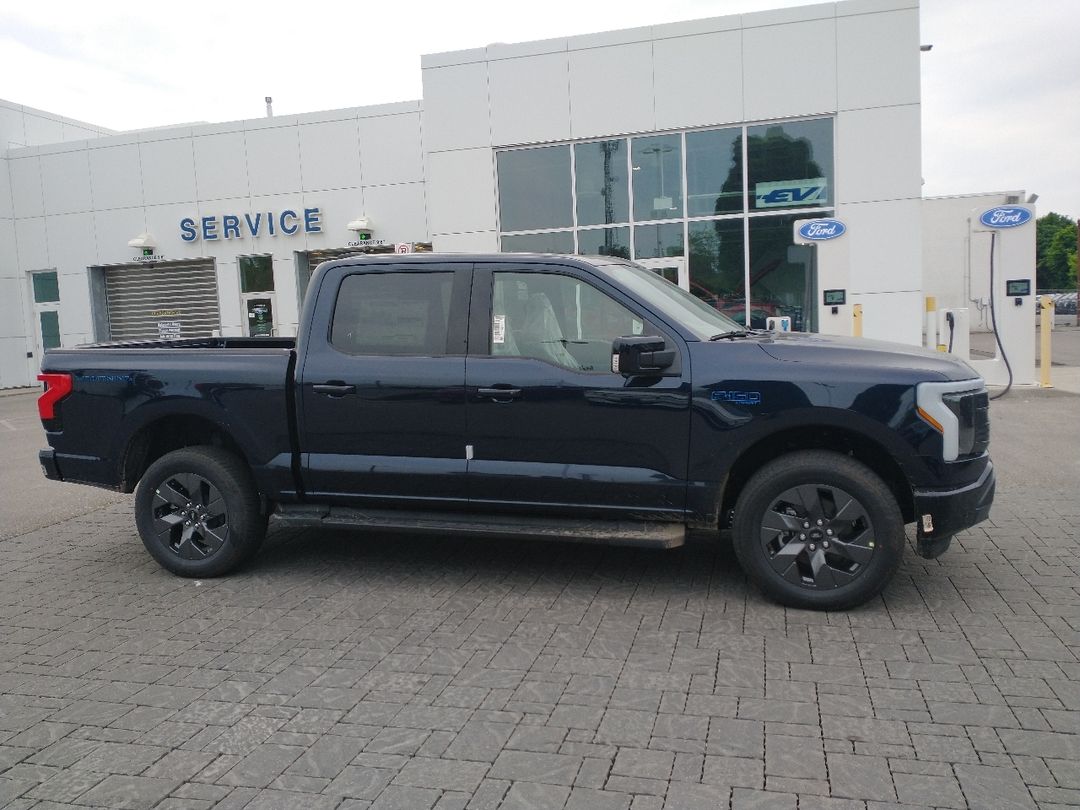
[979,206,1033,229]
[756,178,828,208]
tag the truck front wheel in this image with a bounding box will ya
[135,446,265,577]
[732,450,905,610]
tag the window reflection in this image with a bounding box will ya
[631,134,682,221]
[747,119,833,211]
[497,146,573,232]
[501,231,575,253]
[575,140,629,227]
[578,227,630,259]
[749,214,816,332]
[688,219,746,325]
[686,128,742,216]
[634,222,684,259]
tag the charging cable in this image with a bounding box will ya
[945,311,955,354]
[987,231,1013,400]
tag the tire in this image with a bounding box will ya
[135,446,266,577]
[731,450,904,610]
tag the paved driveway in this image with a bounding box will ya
[1,389,1078,809]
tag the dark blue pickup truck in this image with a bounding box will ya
[38,254,994,609]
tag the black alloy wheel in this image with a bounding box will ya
[151,472,230,560]
[135,446,265,577]
[760,483,875,589]
[732,450,905,610]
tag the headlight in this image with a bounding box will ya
[916,380,988,461]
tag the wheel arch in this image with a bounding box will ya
[119,414,250,493]
[720,425,916,527]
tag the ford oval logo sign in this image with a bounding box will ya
[798,219,846,241]
[979,206,1032,229]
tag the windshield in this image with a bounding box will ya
[601,262,744,339]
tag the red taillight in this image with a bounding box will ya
[37,373,73,421]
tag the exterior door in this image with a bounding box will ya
[29,271,61,367]
[464,262,691,518]
[297,262,472,506]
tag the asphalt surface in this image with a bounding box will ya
[1,385,1078,809]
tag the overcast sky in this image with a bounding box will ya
[2,0,1077,219]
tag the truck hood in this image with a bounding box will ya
[745,331,981,382]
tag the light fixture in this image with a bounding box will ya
[346,217,372,232]
[127,233,157,250]
[1026,193,1039,204]
[920,44,933,52]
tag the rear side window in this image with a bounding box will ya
[331,271,454,355]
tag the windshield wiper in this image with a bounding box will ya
[708,330,751,340]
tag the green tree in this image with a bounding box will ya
[1035,212,1077,290]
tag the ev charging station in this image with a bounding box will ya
[793,218,851,337]
[955,205,1037,387]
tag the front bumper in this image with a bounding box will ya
[912,459,995,559]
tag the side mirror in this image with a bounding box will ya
[612,335,675,375]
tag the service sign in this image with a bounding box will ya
[979,206,1032,229]
[797,218,847,241]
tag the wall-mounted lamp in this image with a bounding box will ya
[1026,193,1039,204]
[920,44,933,52]
[127,233,157,250]
[346,217,372,233]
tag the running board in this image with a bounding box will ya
[272,504,685,549]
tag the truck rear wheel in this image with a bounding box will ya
[731,450,904,610]
[135,446,265,577]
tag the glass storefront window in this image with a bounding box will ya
[501,231,574,253]
[239,256,275,293]
[496,117,832,331]
[686,128,742,216]
[578,227,630,259]
[575,140,629,227]
[32,271,60,304]
[497,145,572,232]
[631,134,682,222]
[634,222,684,259]
[688,219,746,324]
[747,118,833,212]
[749,214,816,332]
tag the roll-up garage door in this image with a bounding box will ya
[102,260,221,341]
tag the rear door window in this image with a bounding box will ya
[331,271,454,355]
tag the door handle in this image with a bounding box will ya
[313,382,356,397]
[477,386,522,402]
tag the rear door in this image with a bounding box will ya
[464,261,691,518]
[298,261,471,507]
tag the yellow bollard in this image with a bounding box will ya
[852,304,863,337]
[1040,295,1054,388]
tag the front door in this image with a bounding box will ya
[464,262,691,518]
[298,262,471,506]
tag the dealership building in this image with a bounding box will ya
[0,0,1033,389]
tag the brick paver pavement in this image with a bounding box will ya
[2,392,1078,809]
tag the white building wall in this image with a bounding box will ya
[422,0,924,345]
[0,102,427,388]
[923,191,1027,333]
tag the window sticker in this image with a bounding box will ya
[632,319,644,335]
[493,314,506,344]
